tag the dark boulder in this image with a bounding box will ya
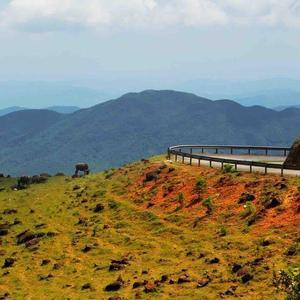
[93,204,104,213]
[238,193,255,204]
[2,258,15,268]
[16,230,36,245]
[284,139,300,169]
[105,276,124,292]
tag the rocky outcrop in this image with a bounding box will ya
[284,139,300,169]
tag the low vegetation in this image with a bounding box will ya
[0,156,299,299]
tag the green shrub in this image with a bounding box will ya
[202,197,214,214]
[223,164,235,173]
[195,177,207,192]
[241,201,256,218]
[273,267,300,300]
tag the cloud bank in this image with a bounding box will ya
[1,0,300,33]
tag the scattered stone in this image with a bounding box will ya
[224,286,237,295]
[109,258,129,271]
[206,257,220,264]
[41,259,51,266]
[241,273,253,283]
[160,275,168,283]
[81,245,92,253]
[238,193,255,204]
[81,283,91,290]
[177,277,191,284]
[262,192,282,209]
[197,278,210,288]
[0,229,8,236]
[38,274,53,281]
[231,263,242,273]
[144,171,159,182]
[73,185,81,191]
[93,203,104,213]
[3,209,17,215]
[144,283,157,293]
[133,282,144,289]
[16,230,36,244]
[2,258,15,268]
[104,276,124,292]
[260,238,273,246]
[285,246,297,256]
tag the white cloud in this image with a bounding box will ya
[1,0,300,33]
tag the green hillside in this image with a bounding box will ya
[0,157,299,299]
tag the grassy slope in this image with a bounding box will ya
[0,157,299,299]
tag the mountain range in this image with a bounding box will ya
[0,106,80,117]
[0,90,300,176]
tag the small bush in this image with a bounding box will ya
[241,201,256,218]
[223,164,235,173]
[273,267,300,300]
[195,177,207,192]
[202,197,214,214]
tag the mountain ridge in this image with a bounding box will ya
[0,90,300,175]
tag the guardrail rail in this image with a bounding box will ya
[167,145,298,176]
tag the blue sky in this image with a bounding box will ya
[0,1,300,106]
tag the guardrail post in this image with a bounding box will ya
[209,160,212,168]
[190,148,193,165]
[281,165,284,177]
[215,148,218,154]
[284,149,287,156]
[221,161,224,170]
[230,147,233,155]
[265,166,267,175]
[265,149,268,156]
[250,162,252,173]
[248,148,251,155]
[167,148,170,159]
[202,148,204,153]
[198,158,200,167]
[182,154,185,163]
[235,163,237,171]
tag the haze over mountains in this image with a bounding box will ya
[1,90,299,176]
[1,78,300,111]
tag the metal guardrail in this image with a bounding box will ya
[167,145,297,176]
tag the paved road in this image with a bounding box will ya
[173,153,300,177]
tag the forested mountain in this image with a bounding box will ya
[0,90,299,175]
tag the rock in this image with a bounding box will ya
[73,185,81,191]
[144,171,159,182]
[109,258,129,271]
[263,197,282,209]
[41,259,51,266]
[241,273,253,283]
[81,245,92,253]
[177,277,191,284]
[160,275,168,283]
[238,193,255,204]
[144,283,157,293]
[168,167,175,173]
[284,139,300,169]
[108,297,122,300]
[206,257,220,264]
[3,209,17,215]
[93,204,104,213]
[0,229,8,236]
[197,278,210,288]
[224,286,237,295]
[105,276,124,292]
[0,188,5,192]
[133,282,144,289]
[260,238,273,246]
[231,263,242,273]
[81,283,91,290]
[16,230,37,245]
[285,246,297,256]
[0,293,10,300]
[274,181,287,190]
[2,258,15,268]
